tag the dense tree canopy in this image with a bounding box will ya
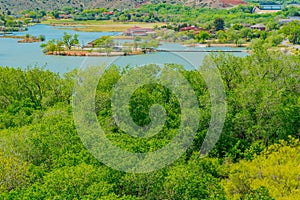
[0,43,299,198]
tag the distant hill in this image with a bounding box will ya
[0,0,247,13]
[245,0,300,5]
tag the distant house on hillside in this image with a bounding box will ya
[58,14,73,19]
[253,3,283,14]
[103,11,114,15]
[179,26,202,32]
[124,26,155,36]
[251,24,266,31]
[260,4,283,10]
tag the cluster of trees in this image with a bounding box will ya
[108,3,299,25]
[92,35,159,54]
[0,14,28,32]
[213,23,284,46]
[156,17,300,47]
[132,35,159,50]
[93,36,114,48]
[0,41,299,198]
[19,34,45,43]
[280,21,300,44]
[73,8,113,21]
[5,3,300,26]
[94,4,300,26]
[33,3,294,47]
[40,32,79,53]
[40,34,159,55]
[21,9,46,19]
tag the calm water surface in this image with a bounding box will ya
[0,24,247,74]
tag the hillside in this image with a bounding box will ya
[222,0,247,7]
[0,0,247,13]
[245,0,300,4]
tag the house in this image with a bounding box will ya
[103,11,114,15]
[260,4,283,10]
[252,4,283,14]
[58,14,73,19]
[251,24,266,31]
[31,19,40,23]
[124,26,155,36]
[179,26,202,32]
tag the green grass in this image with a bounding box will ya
[42,20,165,32]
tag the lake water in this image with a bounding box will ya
[0,24,248,74]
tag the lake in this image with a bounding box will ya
[0,24,248,74]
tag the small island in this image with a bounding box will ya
[18,34,45,43]
[40,32,159,56]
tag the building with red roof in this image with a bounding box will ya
[124,26,155,36]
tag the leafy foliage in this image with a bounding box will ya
[0,46,299,198]
[223,137,300,200]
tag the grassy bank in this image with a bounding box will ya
[0,35,23,39]
[42,19,165,32]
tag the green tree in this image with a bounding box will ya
[195,31,211,43]
[226,29,239,45]
[40,39,58,53]
[62,32,79,50]
[94,36,114,48]
[222,137,300,200]
[245,187,275,200]
[280,21,300,44]
[0,150,31,192]
[239,28,254,42]
[164,157,226,200]
[38,35,45,42]
[216,30,227,43]
[133,36,141,50]
[265,31,284,47]
[214,18,225,31]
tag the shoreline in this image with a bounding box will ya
[44,48,251,57]
[0,35,23,39]
[46,50,144,57]
[18,39,43,43]
[183,43,249,48]
[207,43,249,47]
[42,20,165,32]
[0,23,249,49]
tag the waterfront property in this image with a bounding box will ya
[252,4,283,14]
[0,24,248,74]
[124,26,155,36]
[260,4,283,10]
